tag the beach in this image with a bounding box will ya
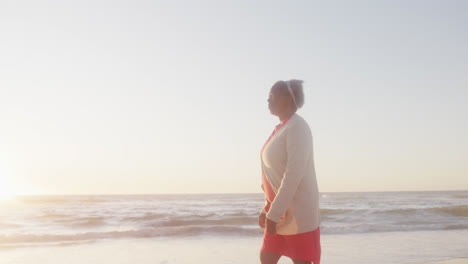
[1,229,467,264]
[1,0,467,263]
[421,259,468,264]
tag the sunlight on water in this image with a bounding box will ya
[0,192,15,202]
[0,196,16,207]
[0,177,16,203]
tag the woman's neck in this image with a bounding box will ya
[278,111,295,123]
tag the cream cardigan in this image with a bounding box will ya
[260,112,321,235]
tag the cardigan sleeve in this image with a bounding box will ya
[259,184,267,214]
[266,120,312,223]
[260,200,267,214]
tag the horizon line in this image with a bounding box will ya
[10,189,468,196]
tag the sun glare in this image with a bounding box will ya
[0,184,16,201]
[0,193,15,201]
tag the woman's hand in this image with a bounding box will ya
[265,217,277,235]
[259,213,266,229]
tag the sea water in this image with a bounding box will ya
[0,191,467,263]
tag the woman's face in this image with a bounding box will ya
[267,85,292,116]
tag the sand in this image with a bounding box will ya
[420,259,468,264]
[0,230,467,264]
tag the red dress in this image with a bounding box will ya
[260,117,321,264]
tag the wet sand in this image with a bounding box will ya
[1,230,467,264]
[420,258,468,264]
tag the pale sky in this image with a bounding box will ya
[1,0,467,195]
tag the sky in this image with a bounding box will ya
[0,0,467,195]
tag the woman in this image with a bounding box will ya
[258,80,321,264]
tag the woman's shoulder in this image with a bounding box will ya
[288,113,311,131]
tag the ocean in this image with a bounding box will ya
[0,191,467,264]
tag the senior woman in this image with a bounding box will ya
[258,80,321,264]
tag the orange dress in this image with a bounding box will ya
[260,117,321,263]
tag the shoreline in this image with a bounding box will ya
[1,229,467,264]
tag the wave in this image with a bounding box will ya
[321,222,468,234]
[0,239,98,249]
[121,212,168,222]
[2,221,467,247]
[15,197,108,205]
[151,216,257,227]
[0,222,20,228]
[22,205,467,229]
[443,223,468,230]
[331,196,368,200]
[70,217,107,227]
[429,205,468,217]
[383,205,468,217]
[2,192,467,247]
[33,215,108,227]
[320,208,354,215]
[77,198,108,203]
[0,225,262,245]
[36,213,71,219]
[17,198,67,204]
